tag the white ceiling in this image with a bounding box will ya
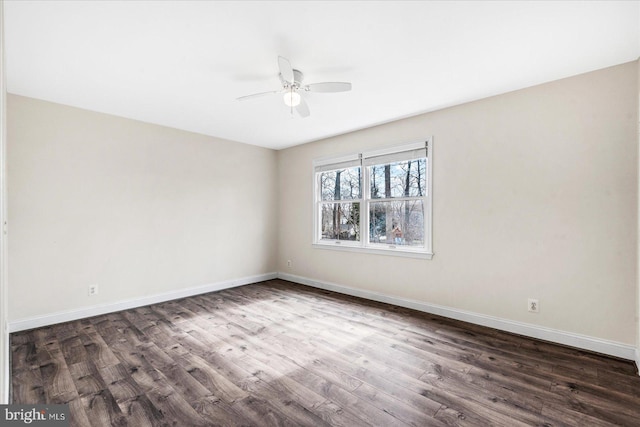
[4,1,639,150]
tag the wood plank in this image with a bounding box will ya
[80,388,127,427]
[233,353,327,410]
[10,340,39,371]
[231,396,302,427]
[142,382,211,427]
[77,326,120,369]
[313,400,380,427]
[167,347,249,403]
[68,361,108,397]
[116,395,167,427]
[541,401,621,427]
[98,363,144,403]
[39,341,79,404]
[67,398,93,427]
[189,395,252,427]
[549,378,640,425]
[11,368,46,404]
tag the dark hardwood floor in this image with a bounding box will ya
[10,279,640,426]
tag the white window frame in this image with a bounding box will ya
[313,138,433,259]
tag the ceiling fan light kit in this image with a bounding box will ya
[283,91,301,107]
[237,56,352,118]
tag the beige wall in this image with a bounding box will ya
[278,62,638,345]
[8,94,278,321]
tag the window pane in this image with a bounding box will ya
[320,202,360,241]
[369,159,426,199]
[369,200,424,246]
[320,166,361,201]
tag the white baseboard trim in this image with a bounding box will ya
[278,272,637,362]
[636,348,640,376]
[8,272,277,333]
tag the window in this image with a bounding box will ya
[313,139,433,259]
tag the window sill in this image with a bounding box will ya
[312,242,434,259]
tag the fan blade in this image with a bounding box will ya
[236,90,280,101]
[296,97,310,118]
[278,56,294,83]
[305,82,352,93]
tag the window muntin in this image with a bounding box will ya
[313,140,433,258]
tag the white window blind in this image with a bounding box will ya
[362,147,427,167]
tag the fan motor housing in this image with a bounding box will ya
[280,69,304,87]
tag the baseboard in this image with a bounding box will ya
[636,348,640,376]
[8,272,277,333]
[278,272,637,361]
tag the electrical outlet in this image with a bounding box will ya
[88,284,99,296]
[528,298,539,313]
[287,260,292,269]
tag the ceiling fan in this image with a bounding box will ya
[237,56,352,118]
